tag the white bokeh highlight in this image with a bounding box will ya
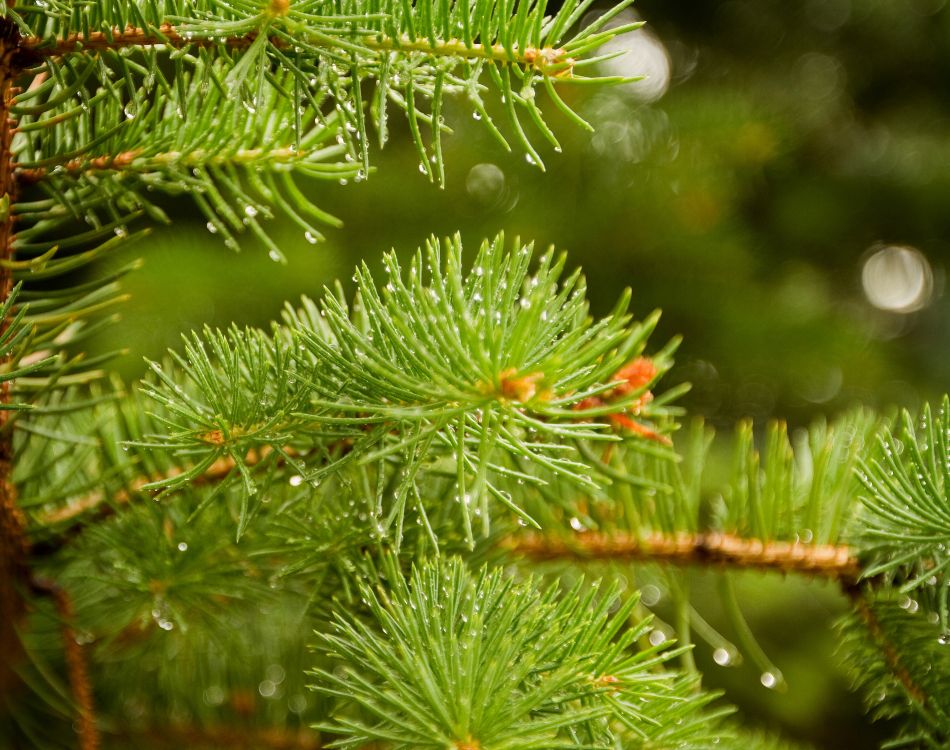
[861,244,933,313]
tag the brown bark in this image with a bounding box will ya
[0,16,28,698]
[504,530,861,583]
[16,150,141,184]
[113,724,320,750]
[31,578,100,750]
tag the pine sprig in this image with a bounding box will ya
[10,0,647,232]
[508,410,880,556]
[14,59,353,259]
[858,397,950,631]
[135,234,676,546]
[310,555,728,750]
[839,595,950,748]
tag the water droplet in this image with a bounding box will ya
[244,205,258,218]
[899,596,919,613]
[648,629,667,646]
[640,585,661,606]
[206,221,218,234]
[289,475,304,486]
[304,231,318,244]
[177,542,188,552]
[123,101,137,119]
[713,648,732,666]
[760,672,778,689]
[569,517,584,532]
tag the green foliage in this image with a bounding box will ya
[838,597,950,749]
[310,555,728,749]
[718,413,883,546]
[858,398,950,631]
[3,0,950,748]
[3,0,649,497]
[11,0,640,260]
[136,233,676,544]
[513,409,881,550]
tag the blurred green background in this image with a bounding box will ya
[83,0,950,745]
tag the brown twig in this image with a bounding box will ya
[20,23,262,58]
[41,450,268,524]
[31,446,284,556]
[15,146,309,185]
[16,150,140,184]
[844,583,928,707]
[504,531,862,583]
[113,724,321,750]
[30,577,100,750]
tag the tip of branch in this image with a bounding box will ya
[267,0,292,17]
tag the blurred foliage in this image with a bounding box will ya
[74,1,950,745]
[86,0,950,428]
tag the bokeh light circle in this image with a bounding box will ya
[861,244,933,313]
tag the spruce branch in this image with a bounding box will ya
[134,234,677,547]
[310,555,729,750]
[8,0,644,213]
[22,23,578,76]
[857,397,950,633]
[840,590,950,747]
[507,411,880,568]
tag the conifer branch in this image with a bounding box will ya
[20,24,575,77]
[20,24,260,58]
[15,146,323,184]
[505,531,862,583]
[31,445,295,558]
[846,586,930,709]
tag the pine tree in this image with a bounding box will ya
[0,1,947,749]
